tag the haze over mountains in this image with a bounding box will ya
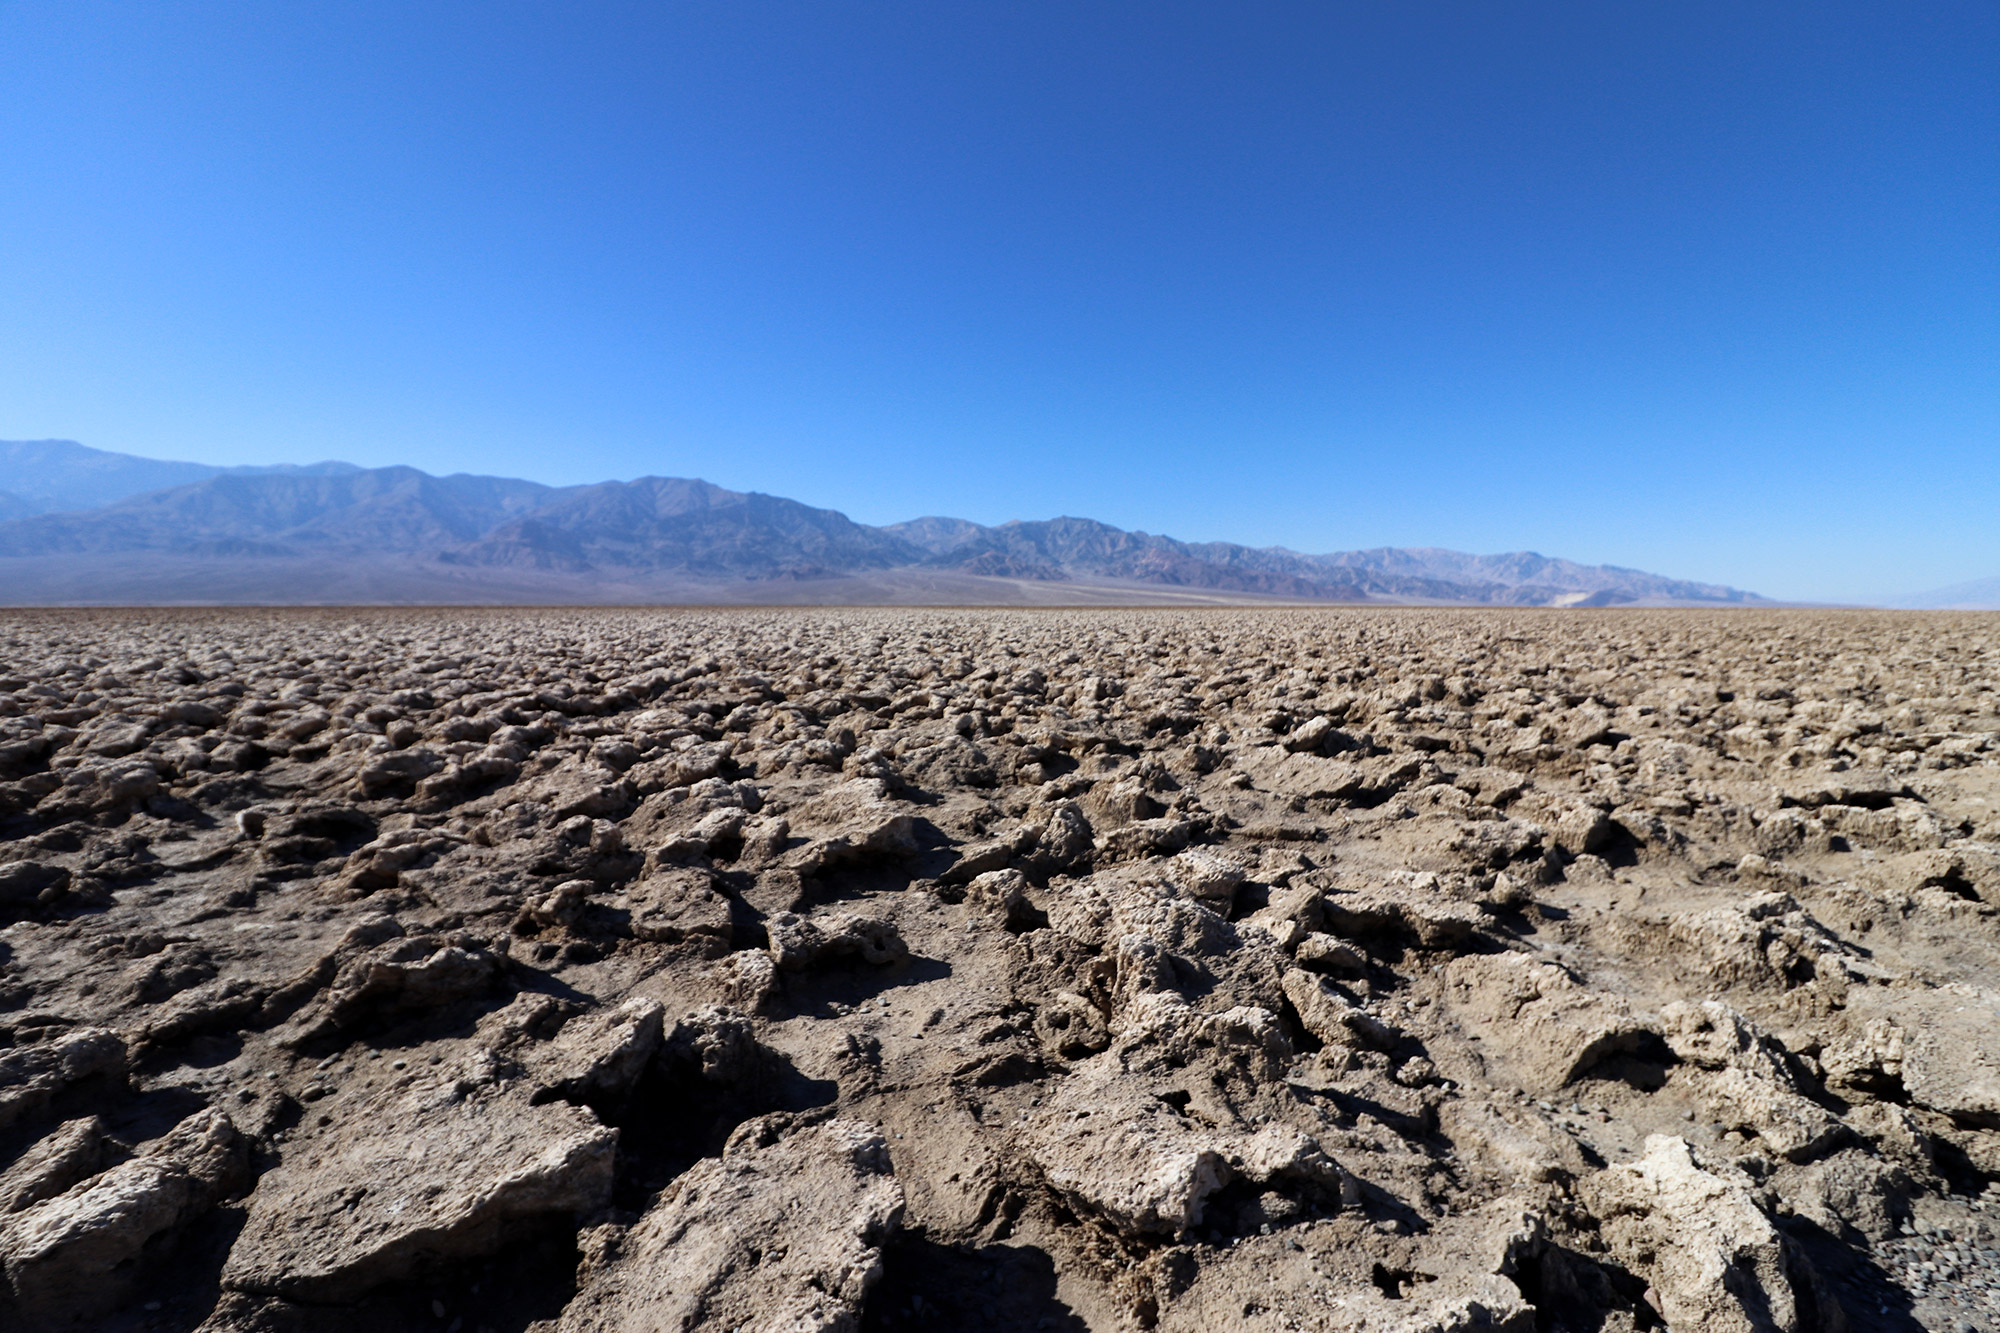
[1889,577,2000,611]
[0,438,360,518]
[0,439,1782,607]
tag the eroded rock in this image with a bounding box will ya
[2,1108,248,1318]
[1583,1135,1830,1333]
[1444,952,1655,1094]
[766,909,908,970]
[558,1114,903,1333]
[0,1028,128,1133]
[222,1084,615,1302]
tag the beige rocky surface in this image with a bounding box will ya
[557,1112,904,1333]
[0,606,1994,1331]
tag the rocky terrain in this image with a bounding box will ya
[0,442,1767,607]
[0,606,1995,1332]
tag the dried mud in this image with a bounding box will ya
[1,607,1997,1333]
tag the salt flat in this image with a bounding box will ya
[0,607,1996,1331]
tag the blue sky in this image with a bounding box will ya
[1,2,1994,601]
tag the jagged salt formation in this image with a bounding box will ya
[0,607,1995,1332]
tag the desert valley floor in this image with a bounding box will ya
[0,607,1996,1333]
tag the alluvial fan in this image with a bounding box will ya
[0,606,1995,1333]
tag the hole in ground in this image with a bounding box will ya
[1370,1262,1434,1299]
[596,1041,837,1212]
[859,1233,1088,1333]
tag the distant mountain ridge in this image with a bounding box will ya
[0,465,560,559]
[0,440,1771,606]
[0,439,359,516]
[1887,576,2000,611]
[447,477,915,578]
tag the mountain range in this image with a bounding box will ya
[1887,576,2000,611]
[0,438,360,518]
[0,439,1780,607]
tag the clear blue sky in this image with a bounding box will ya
[2,3,1994,601]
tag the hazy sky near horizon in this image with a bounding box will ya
[2,3,1995,602]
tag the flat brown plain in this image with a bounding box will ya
[0,608,1996,1333]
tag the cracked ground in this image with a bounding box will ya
[0,607,1997,1333]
